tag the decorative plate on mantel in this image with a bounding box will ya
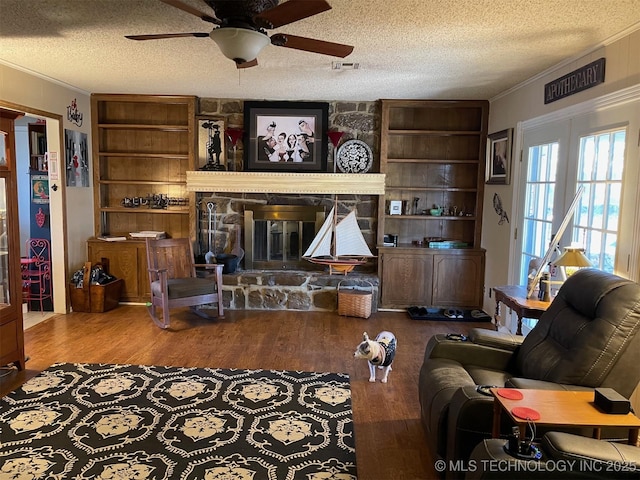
[336,139,373,173]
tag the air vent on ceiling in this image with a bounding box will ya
[332,62,360,70]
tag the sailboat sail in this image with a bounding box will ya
[303,207,374,259]
[335,211,374,257]
[303,207,335,258]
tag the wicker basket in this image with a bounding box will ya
[338,280,373,318]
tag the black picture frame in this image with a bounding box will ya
[244,101,328,172]
[486,128,512,185]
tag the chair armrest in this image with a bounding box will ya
[544,431,640,468]
[194,263,223,270]
[424,334,516,371]
[506,378,594,391]
[147,267,167,273]
[468,328,524,351]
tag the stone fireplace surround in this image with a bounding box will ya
[196,192,379,312]
[191,98,382,312]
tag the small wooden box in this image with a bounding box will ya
[69,261,124,313]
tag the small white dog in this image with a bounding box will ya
[354,331,397,383]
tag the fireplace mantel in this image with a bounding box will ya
[186,171,385,194]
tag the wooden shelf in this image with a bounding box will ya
[386,158,479,164]
[98,207,189,214]
[387,129,481,135]
[91,93,196,239]
[385,215,476,220]
[99,179,186,186]
[97,123,189,131]
[377,99,489,309]
[97,152,189,159]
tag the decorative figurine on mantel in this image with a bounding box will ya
[201,120,225,171]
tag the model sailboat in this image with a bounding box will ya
[303,206,374,274]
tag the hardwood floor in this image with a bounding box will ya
[0,306,492,480]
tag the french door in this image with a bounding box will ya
[516,101,640,287]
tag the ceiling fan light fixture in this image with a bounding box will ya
[210,27,270,64]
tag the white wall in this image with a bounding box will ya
[1,63,93,312]
[482,28,640,312]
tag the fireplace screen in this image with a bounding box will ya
[244,205,326,270]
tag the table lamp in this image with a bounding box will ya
[553,246,592,279]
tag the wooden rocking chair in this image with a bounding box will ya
[145,237,224,329]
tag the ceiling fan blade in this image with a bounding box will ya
[255,0,331,29]
[236,58,259,69]
[159,0,220,24]
[125,33,210,41]
[270,33,353,58]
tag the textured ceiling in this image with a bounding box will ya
[1,0,639,101]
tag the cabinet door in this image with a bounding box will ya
[380,250,432,307]
[87,240,145,302]
[432,252,484,308]
[0,110,25,370]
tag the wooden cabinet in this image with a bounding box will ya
[377,100,488,308]
[87,238,149,303]
[380,248,485,308]
[90,94,196,303]
[1,109,25,370]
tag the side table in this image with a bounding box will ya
[491,388,640,446]
[491,285,550,335]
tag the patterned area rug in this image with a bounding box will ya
[0,363,356,479]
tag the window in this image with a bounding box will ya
[519,142,559,286]
[573,129,625,272]
[518,102,638,291]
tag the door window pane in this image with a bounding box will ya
[519,142,559,285]
[574,129,625,272]
[0,177,9,305]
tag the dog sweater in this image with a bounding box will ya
[371,336,396,367]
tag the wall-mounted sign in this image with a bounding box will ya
[67,98,83,127]
[544,58,605,104]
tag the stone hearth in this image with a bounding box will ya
[216,270,378,313]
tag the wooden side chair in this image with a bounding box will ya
[145,237,224,329]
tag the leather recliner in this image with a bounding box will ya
[418,268,640,475]
[466,431,640,479]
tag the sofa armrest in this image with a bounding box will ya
[506,378,594,391]
[424,334,516,371]
[468,328,524,351]
[544,431,640,471]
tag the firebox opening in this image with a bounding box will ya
[244,205,326,270]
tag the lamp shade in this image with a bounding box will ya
[553,247,592,267]
[210,28,270,64]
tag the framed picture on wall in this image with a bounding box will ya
[197,116,226,170]
[486,128,512,185]
[243,101,328,172]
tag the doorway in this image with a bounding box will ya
[16,116,54,319]
[0,101,67,317]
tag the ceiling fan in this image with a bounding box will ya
[126,0,354,68]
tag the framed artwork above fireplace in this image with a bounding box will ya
[244,101,328,172]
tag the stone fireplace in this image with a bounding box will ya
[192,189,380,312]
[186,99,383,312]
